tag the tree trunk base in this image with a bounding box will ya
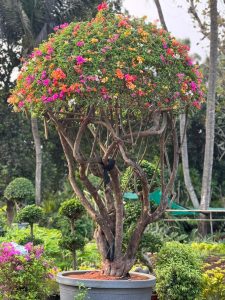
[102,258,135,277]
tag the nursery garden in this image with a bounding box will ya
[0,0,225,299]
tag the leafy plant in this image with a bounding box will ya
[4,177,34,203]
[201,258,225,300]
[59,198,85,268]
[0,242,55,300]
[156,242,203,300]
[17,204,44,240]
[74,283,90,300]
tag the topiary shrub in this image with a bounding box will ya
[59,198,85,268]
[4,178,35,203]
[4,178,35,226]
[156,241,203,300]
[17,204,44,240]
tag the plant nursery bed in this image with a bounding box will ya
[66,271,149,281]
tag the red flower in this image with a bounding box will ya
[97,2,108,11]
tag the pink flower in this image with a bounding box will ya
[124,74,137,82]
[160,54,166,63]
[76,41,85,47]
[47,47,54,55]
[192,100,201,109]
[41,71,47,79]
[97,2,108,11]
[16,265,24,271]
[18,101,24,108]
[190,81,197,91]
[76,56,86,65]
[42,79,51,86]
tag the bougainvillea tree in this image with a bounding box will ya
[9,3,205,277]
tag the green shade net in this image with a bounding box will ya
[123,189,199,216]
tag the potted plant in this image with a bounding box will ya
[8,2,204,299]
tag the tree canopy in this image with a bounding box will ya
[9,4,205,116]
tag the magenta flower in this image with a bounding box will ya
[43,79,51,86]
[76,56,86,65]
[76,41,85,47]
[41,71,47,79]
[190,81,197,91]
[18,101,24,108]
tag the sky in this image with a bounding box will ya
[123,0,210,62]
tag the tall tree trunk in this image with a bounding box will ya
[6,199,15,226]
[153,0,198,208]
[31,118,42,205]
[153,0,168,31]
[200,0,218,235]
[180,114,199,208]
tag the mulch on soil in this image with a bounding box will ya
[66,271,149,281]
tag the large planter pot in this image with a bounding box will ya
[57,270,156,300]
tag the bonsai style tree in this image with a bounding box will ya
[8,3,205,277]
[17,204,44,240]
[59,198,85,269]
[4,177,35,225]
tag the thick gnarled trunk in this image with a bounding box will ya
[49,110,179,276]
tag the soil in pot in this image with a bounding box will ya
[66,271,149,281]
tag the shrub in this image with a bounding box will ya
[156,242,203,300]
[201,260,225,300]
[59,198,85,269]
[0,242,55,300]
[59,198,85,224]
[17,205,44,240]
[4,177,34,203]
[0,225,68,269]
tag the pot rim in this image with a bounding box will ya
[57,270,156,289]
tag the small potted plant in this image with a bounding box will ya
[9,2,205,299]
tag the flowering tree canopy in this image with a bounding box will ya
[9,4,204,114]
[9,3,205,277]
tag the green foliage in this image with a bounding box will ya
[4,177,34,203]
[0,242,55,300]
[0,225,67,268]
[17,204,44,225]
[191,242,225,257]
[59,233,85,252]
[19,235,44,246]
[77,241,101,269]
[59,198,85,221]
[74,283,90,300]
[201,258,225,300]
[156,242,203,300]
[121,160,160,192]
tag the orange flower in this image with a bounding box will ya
[115,68,124,79]
[126,82,136,90]
[51,68,66,80]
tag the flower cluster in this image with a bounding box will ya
[8,2,205,117]
[0,242,55,300]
